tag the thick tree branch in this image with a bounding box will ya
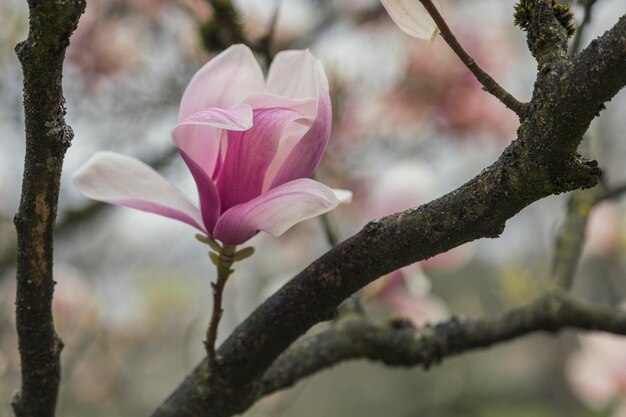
[152,12,626,417]
[520,0,572,66]
[256,293,626,397]
[12,1,85,416]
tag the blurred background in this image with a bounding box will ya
[1,0,626,416]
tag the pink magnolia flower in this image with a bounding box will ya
[74,44,351,245]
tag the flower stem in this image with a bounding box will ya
[206,244,237,370]
[195,234,256,371]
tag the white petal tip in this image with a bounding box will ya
[381,0,439,41]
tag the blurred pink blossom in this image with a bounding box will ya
[370,163,470,271]
[586,202,623,255]
[385,31,519,140]
[366,265,449,327]
[67,0,181,80]
[363,163,469,326]
[567,332,626,415]
[74,45,351,245]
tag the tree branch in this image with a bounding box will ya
[570,0,598,56]
[201,0,277,66]
[599,182,626,201]
[151,12,626,417]
[419,0,527,117]
[551,188,598,289]
[256,293,626,397]
[12,1,85,416]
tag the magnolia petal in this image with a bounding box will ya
[178,149,221,233]
[384,292,449,327]
[216,107,304,212]
[381,0,439,41]
[268,80,332,189]
[73,151,205,232]
[266,49,320,99]
[171,103,253,180]
[264,54,333,189]
[178,44,265,121]
[213,179,351,245]
[177,103,253,130]
[244,93,317,116]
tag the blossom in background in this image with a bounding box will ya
[363,163,469,326]
[586,202,624,256]
[74,44,351,245]
[366,264,449,327]
[380,0,439,41]
[567,332,626,417]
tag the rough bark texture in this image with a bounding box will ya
[256,293,626,397]
[12,1,85,416]
[152,6,626,417]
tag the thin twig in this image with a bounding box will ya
[418,0,527,117]
[551,188,599,289]
[318,212,341,247]
[207,272,229,368]
[598,182,626,202]
[206,244,237,370]
[257,0,281,67]
[312,173,342,247]
[203,0,277,66]
[570,0,598,56]
[311,173,365,315]
[197,237,255,371]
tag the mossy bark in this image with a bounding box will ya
[12,1,85,417]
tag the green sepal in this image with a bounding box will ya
[232,246,255,262]
[209,251,221,266]
[196,234,223,253]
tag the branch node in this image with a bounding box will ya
[516,0,572,65]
